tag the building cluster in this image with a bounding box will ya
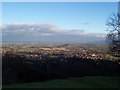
[2,44,120,61]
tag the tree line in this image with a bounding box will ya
[3,53,120,85]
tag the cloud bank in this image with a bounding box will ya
[2,23,106,43]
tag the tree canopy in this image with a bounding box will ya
[106,13,120,56]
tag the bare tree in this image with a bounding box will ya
[106,13,120,56]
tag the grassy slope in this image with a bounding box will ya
[3,76,120,88]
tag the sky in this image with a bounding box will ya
[1,2,118,43]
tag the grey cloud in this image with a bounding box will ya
[3,23,59,34]
[79,22,90,25]
[2,23,106,43]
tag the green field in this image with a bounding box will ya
[3,76,120,88]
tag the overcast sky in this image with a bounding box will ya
[1,2,118,43]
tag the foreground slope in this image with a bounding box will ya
[3,76,120,88]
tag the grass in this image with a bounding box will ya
[105,54,120,60]
[48,55,59,58]
[3,76,120,88]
